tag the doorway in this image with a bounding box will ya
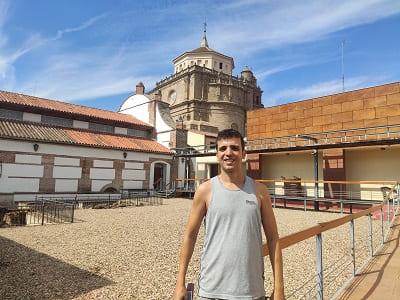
[154,163,165,190]
[209,164,219,178]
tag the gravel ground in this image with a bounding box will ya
[0,198,389,299]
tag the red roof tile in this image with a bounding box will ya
[0,90,151,128]
[0,119,173,154]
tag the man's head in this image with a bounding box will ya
[216,129,246,173]
[216,129,245,151]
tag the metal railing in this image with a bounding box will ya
[246,124,400,152]
[37,191,164,209]
[170,124,400,157]
[262,183,399,299]
[26,198,75,225]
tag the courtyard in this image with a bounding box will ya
[0,198,379,299]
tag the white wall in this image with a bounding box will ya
[54,157,80,166]
[261,151,323,196]
[0,139,172,198]
[73,120,89,129]
[23,112,41,123]
[345,146,400,200]
[119,94,151,125]
[53,166,82,179]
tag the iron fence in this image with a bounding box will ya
[27,198,75,225]
[37,191,163,210]
[270,184,400,299]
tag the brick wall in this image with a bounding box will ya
[247,82,400,140]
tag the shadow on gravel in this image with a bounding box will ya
[0,236,114,299]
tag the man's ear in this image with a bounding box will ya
[242,150,247,161]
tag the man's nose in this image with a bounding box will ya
[225,147,232,155]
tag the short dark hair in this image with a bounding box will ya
[216,129,245,150]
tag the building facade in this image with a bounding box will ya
[147,34,263,136]
[0,90,173,205]
[246,82,400,199]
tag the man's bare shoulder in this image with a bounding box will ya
[195,179,212,196]
[253,180,269,194]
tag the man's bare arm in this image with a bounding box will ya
[256,182,284,300]
[174,181,210,300]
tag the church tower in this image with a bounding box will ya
[147,29,263,136]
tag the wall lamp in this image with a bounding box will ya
[33,143,39,152]
[123,152,127,159]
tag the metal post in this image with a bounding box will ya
[41,199,45,226]
[313,149,319,211]
[273,192,276,208]
[185,157,189,191]
[380,208,384,244]
[316,233,323,300]
[387,197,390,226]
[368,214,373,257]
[350,219,356,276]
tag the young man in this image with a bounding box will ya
[174,129,284,300]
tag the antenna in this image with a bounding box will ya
[341,40,345,92]
[203,17,207,34]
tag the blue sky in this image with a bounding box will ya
[0,0,399,111]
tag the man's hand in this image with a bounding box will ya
[174,284,187,300]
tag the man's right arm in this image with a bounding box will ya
[174,181,209,300]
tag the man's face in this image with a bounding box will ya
[216,137,246,173]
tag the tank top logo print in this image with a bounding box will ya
[246,199,257,205]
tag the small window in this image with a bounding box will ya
[205,60,208,66]
[219,62,223,69]
[197,60,201,65]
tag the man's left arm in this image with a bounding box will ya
[256,182,284,300]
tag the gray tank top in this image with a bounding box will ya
[198,176,265,299]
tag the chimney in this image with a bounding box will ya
[136,82,145,95]
[155,90,161,101]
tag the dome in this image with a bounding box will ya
[242,66,252,73]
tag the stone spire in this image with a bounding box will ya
[201,20,208,48]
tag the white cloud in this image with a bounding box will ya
[51,14,106,41]
[265,75,391,106]
[18,48,161,103]
[209,0,400,55]
[0,12,105,86]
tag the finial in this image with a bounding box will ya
[201,18,209,48]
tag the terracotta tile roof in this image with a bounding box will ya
[174,46,233,62]
[0,119,173,154]
[0,90,152,128]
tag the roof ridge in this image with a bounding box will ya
[0,90,152,128]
